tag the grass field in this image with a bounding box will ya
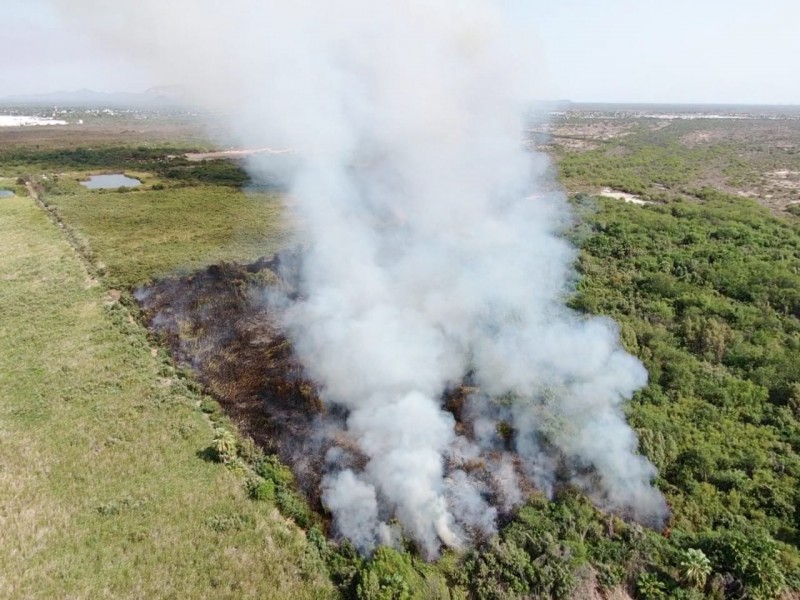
[0,117,213,159]
[0,195,332,599]
[41,184,289,288]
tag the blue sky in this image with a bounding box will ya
[529,0,799,104]
[1,0,798,104]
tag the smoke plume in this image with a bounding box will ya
[55,0,667,556]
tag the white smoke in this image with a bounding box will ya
[53,0,667,556]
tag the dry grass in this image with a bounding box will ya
[0,196,334,599]
[0,119,211,153]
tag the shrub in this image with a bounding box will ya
[698,528,786,599]
[275,488,314,529]
[256,455,295,486]
[356,547,419,600]
[237,436,264,464]
[248,479,276,502]
[198,397,221,416]
[465,536,577,600]
[205,512,255,532]
[636,571,666,599]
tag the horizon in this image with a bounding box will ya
[2,88,800,109]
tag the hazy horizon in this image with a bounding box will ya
[0,0,798,106]
[4,88,800,109]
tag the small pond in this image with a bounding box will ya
[80,174,141,190]
[0,190,15,198]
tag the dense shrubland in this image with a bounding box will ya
[211,188,800,598]
[553,118,800,209]
[564,190,800,597]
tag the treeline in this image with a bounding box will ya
[0,145,251,187]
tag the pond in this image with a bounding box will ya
[0,190,15,198]
[80,174,142,190]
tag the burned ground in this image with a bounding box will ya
[135,255,547,530]
[136,255,339,509]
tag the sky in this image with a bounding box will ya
[1,0,798,105]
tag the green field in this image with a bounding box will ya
[0,196,332,599]
[42,184,288,288]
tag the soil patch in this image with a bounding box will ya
[598,188,650,205]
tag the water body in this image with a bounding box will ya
[0,190,15,198]
[81,174,142,189]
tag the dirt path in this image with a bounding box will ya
[184,147,294,161]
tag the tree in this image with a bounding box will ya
[679,548,711,589]
[211,428,237,463]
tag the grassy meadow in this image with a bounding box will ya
[0,195,332,599]
[43,184,289,288]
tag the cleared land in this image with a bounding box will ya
[544,106,800,215]
[0,195,332,599]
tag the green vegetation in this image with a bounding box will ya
[0,196,333,599]
[0,145,251,187]
[42,184,288,288]
[553,118,800,212]
[568,190,800,595]
[679,549,711,589]
[0,145,188,169]
[557,130,705,197]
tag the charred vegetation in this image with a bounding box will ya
[136,254,563,533]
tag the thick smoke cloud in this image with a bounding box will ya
[55,0,667,556]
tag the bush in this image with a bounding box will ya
[698,528,786,599]
[205,512,255,532]
[465,536,577,600]
[275,488,315,529]
[248,479,276,502]
[356,547,420,600]
[679,548,712,589]
[237,436,264,464]
[636,571,666,599]
[256,455,295,486]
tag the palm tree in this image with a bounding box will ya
[212,428,237,463]
[680,548,712,588]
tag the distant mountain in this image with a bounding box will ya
[0,87,190,108]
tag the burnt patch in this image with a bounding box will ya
[135,255,578,535]
[135,254,352,509]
